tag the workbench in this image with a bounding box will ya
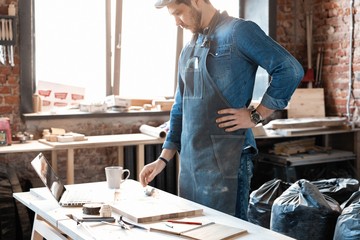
[38,134,164,184]
[13,180,295,240]
[0,134,164,184]
[1,128,359,185]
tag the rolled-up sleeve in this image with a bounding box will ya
[234,20,304,110]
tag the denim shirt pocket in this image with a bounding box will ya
[211,134,245,179]
[207,44,232,89]
[209,44,231,58]
[184,56,203,99]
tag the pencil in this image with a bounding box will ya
[166,220,202,225]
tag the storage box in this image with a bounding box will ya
[287,88,325,118]
[105,95,131,108]
[79,103,107,112]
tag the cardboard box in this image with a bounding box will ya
[287,88,325,118]
[79,103,107,112]
[105,95,131,108]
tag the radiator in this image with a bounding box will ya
[123,144,178,195]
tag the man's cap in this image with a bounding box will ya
[155,0,175,9]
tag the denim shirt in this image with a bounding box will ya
[164,12,304,152]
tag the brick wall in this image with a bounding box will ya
[276,0,360,119]
[0,0,21,131]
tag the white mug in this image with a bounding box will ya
[105,166,130,189]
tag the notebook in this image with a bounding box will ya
[31,152,108,207]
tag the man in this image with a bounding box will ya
[139,0,304,220]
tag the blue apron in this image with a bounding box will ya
[178,30,246,215]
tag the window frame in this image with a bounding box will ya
[19,0,274,115]
[19,0,182,114]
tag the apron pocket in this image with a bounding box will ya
[211,134,245,179]
[184,57,203,99]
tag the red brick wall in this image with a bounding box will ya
[0,1,21,131]
[277,0,360,118]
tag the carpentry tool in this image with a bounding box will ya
[302,0,314,87]
[0,19,6,65]
[8,19,14,67]
[315,47,324,87]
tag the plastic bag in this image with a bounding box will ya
[340,190,360,209]
[271,179,341,240]
[333,193,360,240]
[311,178,359,205]
[247,178,291,228]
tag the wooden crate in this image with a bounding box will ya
[287,88,325,118]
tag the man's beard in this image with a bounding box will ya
[188,6,202,34]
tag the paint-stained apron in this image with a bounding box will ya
[179,36,246,215]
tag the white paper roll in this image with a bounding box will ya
[139,124,166,138]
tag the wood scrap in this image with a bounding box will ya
[271,138,315,155]
[269,137,332,156]
[287,88,325,118]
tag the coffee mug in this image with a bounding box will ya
[105,166,130,189]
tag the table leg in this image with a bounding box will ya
[354,130,360,178]
[31,214,67,240]
[117,146,124,166]
[51,150,58,173]
[67,149,74,184]
[136,144,145,181]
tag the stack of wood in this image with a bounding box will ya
[267,117,348,136]
[270,138,330,156]
[42,127,86,142]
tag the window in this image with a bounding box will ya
[119,0,177,99]
[34,0,107,101]
[20,0,272,113]
[33,0,179,102]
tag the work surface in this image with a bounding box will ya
[13,180,294,240]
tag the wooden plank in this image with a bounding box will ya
[274,126,329,136]
[0,140,52,154]
[180,223,247,240]
[271,138,316,155]
[110,181,203,223]
[261,149,356,167]
[38,133,164,149]
[268,117,347,129]
[288,88,325,118]
[150,222,247,240]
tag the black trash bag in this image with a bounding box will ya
[340,191,360,210]
[311,178,359,205]
[270,179,341,240]
[247,178,291,229]
[333,198,360,240]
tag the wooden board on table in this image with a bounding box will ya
[150,222,247,240]
[275,126,328,136]
[110,181,203,223]
[111,198,203,223]
[268,117,347,129]
[181,223,247,240]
